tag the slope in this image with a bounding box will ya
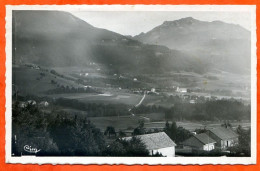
[13,11,206,74]
[134,17,251,74]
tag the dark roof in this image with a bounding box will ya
[182,133,216,148]
[194,133,216,144]
[182,136,204,148]
[209,127,238,140]
[124,132,176,150]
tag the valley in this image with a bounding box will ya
[12,61,251,134]
[11,10,252,157]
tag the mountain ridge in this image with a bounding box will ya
[134,17,251,74]
[13,11,207,74]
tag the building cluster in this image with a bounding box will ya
[17,100,49,108]
[123,127,238,157]
[181,127,239,153]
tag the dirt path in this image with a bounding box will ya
[129,91,146,116]
[135,91,146,107]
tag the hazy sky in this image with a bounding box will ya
[71,11,251,36]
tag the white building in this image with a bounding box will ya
[189,100,196,104]
[18,102,27,108]
[207,127,238,149]
[176,87,187,93]
[124,132,176,157]
[27,100,36,105]
[84,85,92,88]
[39,101,49,107]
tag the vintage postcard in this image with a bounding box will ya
[5,5,257,165]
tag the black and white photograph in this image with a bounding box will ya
[5,5,256,164]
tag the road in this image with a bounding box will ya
[129,91,146,116]
[135,91,146,107]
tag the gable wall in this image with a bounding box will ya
[150,146,175,157]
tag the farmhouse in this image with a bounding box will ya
[189,100,196,104]
[27,100,36,105]
[39,101,49,107]
[18,101,27,108]
[124,132,176,157]
[207,127,238,149]
[176,87,187,93]
[182,133,216,151]
[18,100,37,108]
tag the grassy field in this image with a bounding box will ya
[147,70,250,98]
[136,113,165,122]
[13,65,144,106]
[87,115,251,134]
[88,115,140,132]
[47,91,143,105]
[13,65,85,96]
[143,121,251,131]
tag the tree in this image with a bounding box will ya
[105,137,149,156]
[118,130,126,137]
[221,121,232,128]
[132,120,145,136]
[164,121,192,144]
[103,141,126,156]
[48,114,106,156]
[176,127,193,143]
[126,137,149,156]
[165,121,170,130]
[104,126,116,138]
[194,128,207,134]
[12,103,59,156]
[237,126,250,156]
[228,126,250,156]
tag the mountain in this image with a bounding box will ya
[134,17,251,74]
[12,11,206,74]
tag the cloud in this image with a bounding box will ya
[70,11,251,36]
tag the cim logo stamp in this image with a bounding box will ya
[24,145,41,154]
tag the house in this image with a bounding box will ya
[84,85,92,89]
[182,133,216,151]
[189,100,196,104]
[123,132,176,157]
[18,101,28,108]
[176,87,187,93]
[39,101,49,107]
[207,127,238,149]
[27,100,36,105]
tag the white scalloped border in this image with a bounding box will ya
[5,5,257,165]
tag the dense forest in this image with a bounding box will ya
[165,100,250,121]
[12,99,250,157]
[132,98,250,121]
[164,121,193,144]
[14,93,250,121]
[11,102,149,156]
